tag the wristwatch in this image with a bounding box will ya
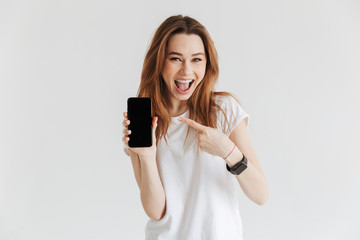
[226,154,247,175]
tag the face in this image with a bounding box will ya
[161,33,207,106]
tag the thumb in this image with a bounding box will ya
[152,116,158,142]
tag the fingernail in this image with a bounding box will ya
[178,117,182,121]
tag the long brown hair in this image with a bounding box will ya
[138,15,240,143]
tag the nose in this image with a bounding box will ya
[180,60,193,75]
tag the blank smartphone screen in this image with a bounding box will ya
[127,97,152,148]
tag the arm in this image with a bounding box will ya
[225,119,270,205]
[178,116,269,205]
[127,149,166,220]
[138,154,166,221]
[123,113,166,220]
[128,150,142,189]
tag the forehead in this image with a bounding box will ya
[166,33,205,54]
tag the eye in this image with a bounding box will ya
[170,57,181,62]
[193,58,202,62]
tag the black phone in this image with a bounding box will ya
[127,97,152,148]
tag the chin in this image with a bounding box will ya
[173,92,193,101]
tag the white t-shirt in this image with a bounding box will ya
[145,95,250,240]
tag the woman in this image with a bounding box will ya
[122,15,269,240]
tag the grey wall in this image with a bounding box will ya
[1,0,359,239]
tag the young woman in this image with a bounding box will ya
[122,15,269,240]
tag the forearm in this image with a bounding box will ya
[225,147,269,205]
[139,155,166,220]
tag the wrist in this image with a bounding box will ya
[224,146,244,168]
[220,138,236,158]
[138,152,157,163]
[223,143,236,160]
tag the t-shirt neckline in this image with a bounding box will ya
[171,109,189,119]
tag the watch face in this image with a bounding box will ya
[233,163,247,175]
[227,155,248,175]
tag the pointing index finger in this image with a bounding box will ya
[178,117,205,131]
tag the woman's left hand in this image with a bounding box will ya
[178,117,234,158]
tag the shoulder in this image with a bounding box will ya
[214,94,244,112]
[214,93,250,135]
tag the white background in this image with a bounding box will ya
[1,0,360,239]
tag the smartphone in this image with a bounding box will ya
[127,97,152,148]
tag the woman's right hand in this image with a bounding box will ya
[122,112,158,160]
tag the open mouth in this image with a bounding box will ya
[174,79,194,92]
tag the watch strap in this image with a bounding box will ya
[226,154,248,175]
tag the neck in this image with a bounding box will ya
[167,99,189,117]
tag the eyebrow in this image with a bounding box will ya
[168,51,205,57]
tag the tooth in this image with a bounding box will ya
[175,80,192,83]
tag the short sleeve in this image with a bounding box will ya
[216,95,250,136]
